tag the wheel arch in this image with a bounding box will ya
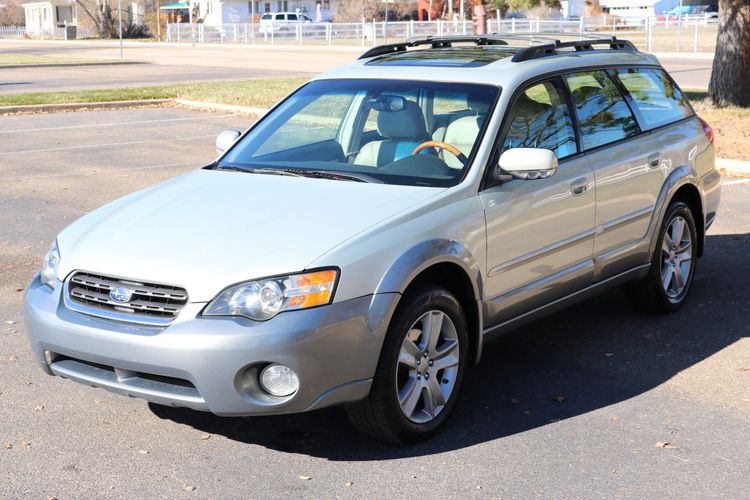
[647,166,705,259]
[671,183,705,257]
[375,239,484,364]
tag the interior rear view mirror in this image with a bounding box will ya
[367,95,406,112]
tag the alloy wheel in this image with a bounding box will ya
[396,310,460,424]
[661,215,693,299]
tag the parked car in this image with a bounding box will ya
[259,11,313,34]
[24,35,721,444]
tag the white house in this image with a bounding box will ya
[24,0,148,35]
[23,0,75,34]
[560,0,681,19]
[185,0,335,25]
[600,0,680,18]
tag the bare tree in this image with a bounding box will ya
[709,0,750,107]
[0,0,25,26]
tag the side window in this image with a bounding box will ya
[500,80,577,159]
[614,68,693,130]
[564,71,639,150]
[287,13,298,20]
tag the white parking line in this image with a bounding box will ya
[0,134,216,156]
[722,178,750,186]
[0,113,240,135]
[21,162,193,180]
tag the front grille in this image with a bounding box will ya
[67,271,188,324]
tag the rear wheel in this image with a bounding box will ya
[346,284,468,444]
[626,200,698,313]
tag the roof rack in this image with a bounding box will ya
[358,34,637,62]
[510,37,637,62]
[358,35,510,60]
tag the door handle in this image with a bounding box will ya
[648,153,661,168]
[570,178,588,196]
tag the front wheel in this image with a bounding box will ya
[346,284,468,444]
[626,200,698,313]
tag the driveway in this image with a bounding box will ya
[0,107,748,498]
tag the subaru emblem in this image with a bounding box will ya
[109,287,133,304]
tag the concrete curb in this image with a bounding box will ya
[0,99,171,115]
[0,61,148,70]
[717,158,750,179]
[172,98,268,116]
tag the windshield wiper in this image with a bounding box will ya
[218,166,381,183]
[218,166,303,177]
[296,170,382,184]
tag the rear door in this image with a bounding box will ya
[563,70,666,280]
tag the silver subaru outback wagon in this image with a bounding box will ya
[24,36,721,443]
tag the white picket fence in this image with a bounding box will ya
[0,25,97,39]
[167,14,718,53]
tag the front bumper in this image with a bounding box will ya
[23,274,398,416]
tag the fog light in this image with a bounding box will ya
[259,364,299,397]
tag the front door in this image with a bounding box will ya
[480,78,596,328]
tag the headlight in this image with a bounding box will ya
[203,269,338,321]
[40,241,60,289]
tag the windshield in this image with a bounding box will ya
[218,79,499,187]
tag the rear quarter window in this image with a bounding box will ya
[614,68,693,130]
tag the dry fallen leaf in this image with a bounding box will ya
[345,480,353,487]
[3,442,12,449]
[4,321,15,325]
[299,475,312,481]
[199,434,211,440]
[183,485,195,492]
[611,416,621,422]
[655,441,679,449]
[138,449,149,455]
[8,355,18,362]
[554,396,566,404]
[21,441,31,448]
[736,367,749,372]
[603,353,614,357]
[34,405,44,412]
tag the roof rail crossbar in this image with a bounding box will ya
[358,35,510,59]
[510,36,637,63]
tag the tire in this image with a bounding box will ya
[346,283,469,444]
[626,200,698,314]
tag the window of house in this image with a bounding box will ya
[564,71,639,150]
[614,68,693,130]
[500,80,577,159]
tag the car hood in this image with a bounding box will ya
[56,169,443,302]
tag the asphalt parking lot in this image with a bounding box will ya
[1,107,748,498]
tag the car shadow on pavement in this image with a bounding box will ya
[149,233,749,459]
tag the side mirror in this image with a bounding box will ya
[215,130,241,155]
[497,148,558,180]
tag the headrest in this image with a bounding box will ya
[377,100,427,139]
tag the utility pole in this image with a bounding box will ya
[118,0,123,59]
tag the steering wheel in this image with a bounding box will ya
[412,141,468,165]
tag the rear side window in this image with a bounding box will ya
[614,68,693,130]
[564,71,639,150]
[287,13,298,20]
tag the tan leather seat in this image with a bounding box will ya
[354,101,429,167]
[439,95,491,169]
